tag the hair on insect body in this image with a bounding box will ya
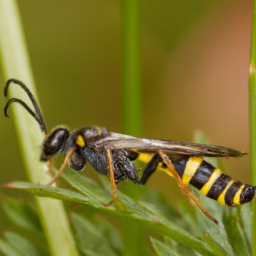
[4,79,256,225]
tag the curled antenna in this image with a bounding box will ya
[4,79,48,134]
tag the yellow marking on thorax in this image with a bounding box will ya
[217,180,234,205]
[76,135,85,147]
[233,185,245,205]
[200,169,222,195]
[182,157,203,186]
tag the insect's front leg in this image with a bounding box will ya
[48,159,54,177]
[47,147,76,186]
[105,147,126,211]
[159,151,219,225]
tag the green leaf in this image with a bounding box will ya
[203,232,229,256]
[0,238,22,256]
[6,179,215,256]
[60,173,216,256]
[174,243,198,256]
[224,207,251,256]
[187,192,233,255]
[61,169,111,205]
[71,213,120,256]
[204,223,233,256]
[93,218,123,254]
[150,237,180,256]
[5,181,98,208]
[178,200,200,234]
[5,232,46,256]
[240,204,252,247]
[1,197,43,237]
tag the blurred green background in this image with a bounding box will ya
[0,0,252,240]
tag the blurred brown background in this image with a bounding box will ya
[0,0,252,236]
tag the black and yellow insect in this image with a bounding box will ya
[4,79,256,224]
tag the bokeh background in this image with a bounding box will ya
[0,0,253,243]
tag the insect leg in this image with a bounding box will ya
[159,151,218,225]
[47,147,76,186]
[48,159,54,177]
[105,148,118,199]
[105,148,126,210]
[140,154,162,185]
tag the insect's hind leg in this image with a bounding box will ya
[105,148,126,211]
[159,151,219,225]
[140,154,162,185]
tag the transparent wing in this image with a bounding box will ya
[96,132,247,157]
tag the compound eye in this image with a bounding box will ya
[40,128,69,161]
[69,149,86,171]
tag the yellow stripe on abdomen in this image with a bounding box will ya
[182,157,203,186]
[200,169,222,195]
[217,180,234,205]
[136,152,174,176]
[233,185,245,205]
[136,152,153,163]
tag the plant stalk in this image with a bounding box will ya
[121,0,142,255]
[249,0,256,255]
[0,1,79,255]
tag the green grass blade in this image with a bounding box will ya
[0,1,79,255]
[249,1,256,255]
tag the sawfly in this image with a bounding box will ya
[4,79,256,224]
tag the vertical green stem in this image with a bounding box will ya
[121,0,142,137]
[121,0,142,255]
[249,1,256,255]
[0,1,79,256]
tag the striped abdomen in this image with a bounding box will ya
[171,156,255,207]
